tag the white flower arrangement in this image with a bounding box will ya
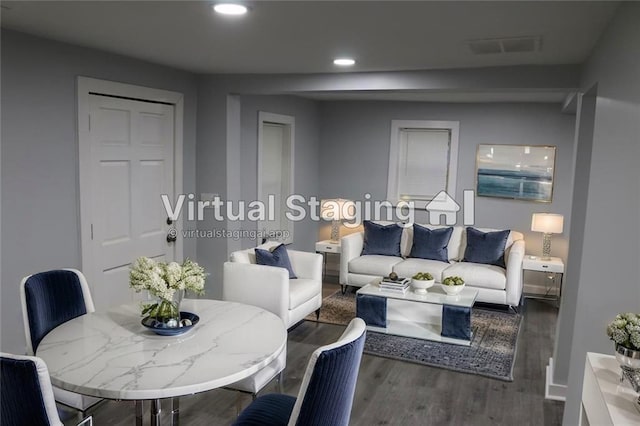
[130,257,206,320]
[607,312,640,351]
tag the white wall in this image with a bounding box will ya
[0,30,198,354]
[560,3,640,424]
[318,101,576,258]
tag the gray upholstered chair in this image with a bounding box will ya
[20,269,101,417]
[233,318,366,426]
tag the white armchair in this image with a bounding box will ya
[223,244,323,328]
[222,243,322,410]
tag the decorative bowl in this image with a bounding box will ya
[412,278,435,294]
[142,311,200,336]
[442,283,465,296]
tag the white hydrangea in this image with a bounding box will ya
[129,256,206,302]
[607,312,640,350]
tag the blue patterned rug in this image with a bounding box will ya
[306,291,522,381]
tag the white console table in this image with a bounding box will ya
[580,352,640,425]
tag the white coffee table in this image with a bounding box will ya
[356,280,478,346]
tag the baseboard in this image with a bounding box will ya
[545,357,567,401]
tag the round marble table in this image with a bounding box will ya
[36,299,287,425]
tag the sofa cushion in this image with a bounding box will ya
[462,227,510,268]
[392,258,450,282]
[349,255,403,277]
[444,262,507,290]
[361,221,403,257]
[255,244,297,279]
[457,227,518,261]
[409,225,463,261]
[289,278,320,309]
[409,225,453,262]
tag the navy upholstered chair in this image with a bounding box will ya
[20,269,101,416]
[233,317,366,426]
[1,352,64,426]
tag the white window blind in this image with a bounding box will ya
[387,120,459,209]
[397,129,450,201]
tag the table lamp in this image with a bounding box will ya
[321,199,355,242]
[531,213,564,260]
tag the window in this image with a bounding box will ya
[387,120,459,209]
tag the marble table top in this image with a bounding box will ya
[36,299,287,400]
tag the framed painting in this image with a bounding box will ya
[476,144,556,202]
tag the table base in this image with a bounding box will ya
[135,398,180,426]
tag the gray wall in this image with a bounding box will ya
[318,101,576,258]
[239,95,320,252]
[561,3,640,425]
[551,87,596,390]
[195,66,579,299]
[0,30,198,354]
[194,80,229,298]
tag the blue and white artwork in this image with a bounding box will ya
[476,145,556,202]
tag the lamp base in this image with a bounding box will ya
[541,233,552,260]
[330,220,340,242]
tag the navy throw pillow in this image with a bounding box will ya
[361,221,403,257]
[409,225,453,262]
[255,244,297,279]
[462,227,510,268]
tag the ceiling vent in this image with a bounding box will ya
[468,36,541,55]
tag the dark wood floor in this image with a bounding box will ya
[65,284,564,425]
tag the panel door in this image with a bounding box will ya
[88,94,175,309]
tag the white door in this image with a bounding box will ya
[258,112,295,244]
[87,94,175,309]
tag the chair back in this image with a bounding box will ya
[288,317,366,426]
[20,269,95,355]
[0,352,63,426]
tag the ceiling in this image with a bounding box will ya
[1,1,619,75]
[295,90,568,103]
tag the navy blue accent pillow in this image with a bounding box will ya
[255,244,297,279]
[409,225,453,262]
[462,227,510,268]
[361,221,403,257]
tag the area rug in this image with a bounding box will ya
[305,291,522,381]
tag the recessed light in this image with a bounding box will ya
[213,3,248,15]
[333,58,355,66]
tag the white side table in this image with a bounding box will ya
[580,352,640,425]
[315,240,341,279]
[522,255,564,304]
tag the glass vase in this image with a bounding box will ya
[615,343,640,381]
[154,290,184,328]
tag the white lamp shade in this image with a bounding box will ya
[320,199,356,221]
[531,213,564,234]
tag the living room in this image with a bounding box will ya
[2,2,639,425]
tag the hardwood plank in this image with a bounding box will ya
[63,294,564,425]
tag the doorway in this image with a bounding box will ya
[257,112,295,244]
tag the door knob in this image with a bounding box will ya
[167,228,177,243]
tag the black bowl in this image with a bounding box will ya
[141,311,200,336]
